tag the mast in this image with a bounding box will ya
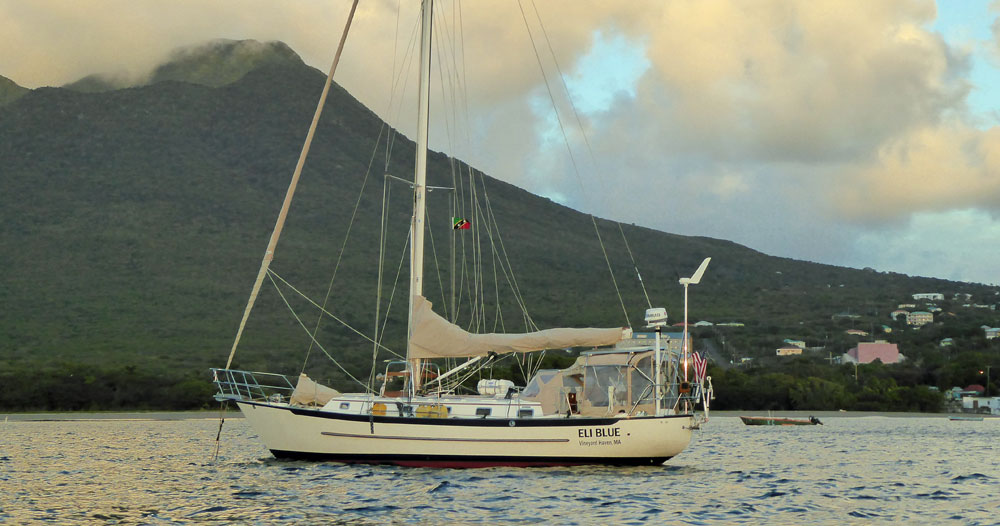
[407,0,434,393]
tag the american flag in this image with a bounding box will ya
[692,352,707,381]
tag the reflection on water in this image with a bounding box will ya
[1,415,997,524]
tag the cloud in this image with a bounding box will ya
[500,1,999,239]
[836,124,1000,222]
[2,0,998,282]
[0,0,361,88]
[853,209,1000,284]
[994,1,1000,53]
[470,0,998,282]
[625,0,968,162]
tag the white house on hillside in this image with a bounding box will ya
[776,346,803,356]
[912,293,944,301]
[906,311,933,326]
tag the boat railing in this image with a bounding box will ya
[211,368,296,403]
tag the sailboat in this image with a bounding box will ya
[212,0,711,467]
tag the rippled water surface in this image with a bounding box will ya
[1,413,997,524]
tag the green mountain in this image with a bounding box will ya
[0,75,29,106]
[1,40,997,411]
[147,39,306,88]
[61,73,133,93]
[63,39,303,92]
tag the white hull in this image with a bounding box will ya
[237,401,695,467]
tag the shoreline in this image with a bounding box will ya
[710,410,997,419]
[1,410,241,422]
[3,409,994,422]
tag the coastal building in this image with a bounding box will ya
[906,311,933,326]
[845,329,869,336]
[783,339,806,349]
[842,342,904,364]
[890,309,909,321]
[961,396,1000,415]
[985,327,999,340]
[776,346,803,356]
[939,338,954,347]
[912,293,944,301]
[962,384,986,396]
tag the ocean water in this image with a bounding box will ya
[1,413,997,525]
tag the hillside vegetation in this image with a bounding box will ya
[1,40,997,411]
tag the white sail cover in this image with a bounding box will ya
[290,373,341,406]
[409,295,625,359]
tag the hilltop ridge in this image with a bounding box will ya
[0,75,28,106]
[62,39,307,92]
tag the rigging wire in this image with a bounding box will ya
[268,269,402,360]
[302,123,390,374]
[370,176,391,393]
[470,175,483,332]
[265,270,372,390]
[214,0,359,462]
[224,0,360,370]
[521,0,649,327]
[619,223,653,309]
[526,1,655,310]
[377,224,412,346]
[424,197,451,319]
[447,2,474,331]
[476,173,538,331]
[514,0,632,328]
[384,6,422,173]
[366,1,629,393]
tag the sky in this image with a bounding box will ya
[2,0,999,286]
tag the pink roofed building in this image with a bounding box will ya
[843,342,905,364]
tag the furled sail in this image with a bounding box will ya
[408,295,625,359]
[289,373,341,407]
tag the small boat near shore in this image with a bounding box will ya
[740,415,822,426]
[949,415,984,421]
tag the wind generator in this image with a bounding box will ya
[679,257,711,383]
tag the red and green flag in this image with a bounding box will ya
[452,217,471,230]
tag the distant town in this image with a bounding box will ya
[676,291,1000,415]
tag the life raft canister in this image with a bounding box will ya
[415,404,448,418]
